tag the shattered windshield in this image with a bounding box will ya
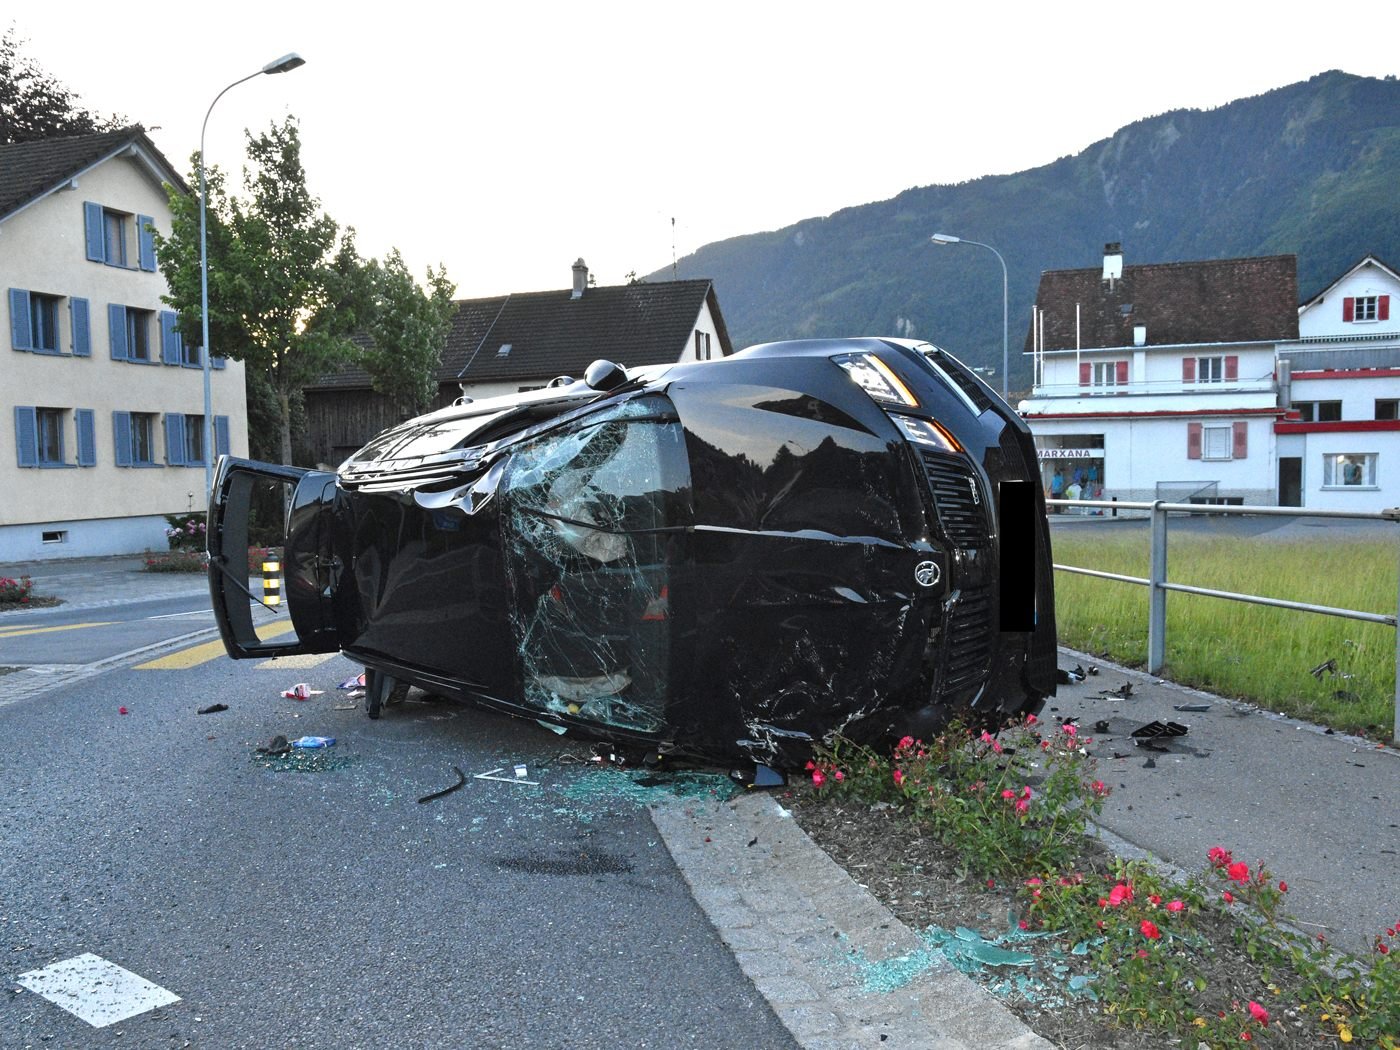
[500,397,689,734]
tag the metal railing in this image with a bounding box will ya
[1046,498,1400,744]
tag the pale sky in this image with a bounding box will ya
[11,2,1398,300]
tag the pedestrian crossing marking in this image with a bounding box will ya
[136,621,296,670]
[0,621,113,639]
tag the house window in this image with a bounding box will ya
[1323,453,1377,488]
[184,415,206,465]
[1201,425,1232,461]
[1292,401,1342,423]
[1377,399,1398,421]
[17,406,94,467]
[104,209,129,267]
[694,331,712,360]
[36,408,65,464]
[1197,356,1224,383]
[133,413,155,464]
[1093,362,1120,387]
[30,293,61,351]
[1343,295,1389,323]
[127,309,154,362]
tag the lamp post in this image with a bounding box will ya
[931,232,1008,399]
[199,52,305,496]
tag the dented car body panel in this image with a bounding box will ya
[208,338,1056,764]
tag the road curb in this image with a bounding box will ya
[651,792,1051,1050]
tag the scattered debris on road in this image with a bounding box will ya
[197,703,228,715]
[417,766,468,804]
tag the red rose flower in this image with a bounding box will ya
[1140,920,1161,940]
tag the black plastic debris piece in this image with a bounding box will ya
[418,766,468,804]
[1093,720,1111,734]
[1310,658,1338,680]
[1057,666,1085,685]
[1142,757,1157,769]
[255,734,291,756]
[1097,682,1134,699]
[197,703,229,715]
[1130,720,1189,746]
[1086,665,1099,676]
[1173,703,1210,713]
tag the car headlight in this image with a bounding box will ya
[889,413,963,453]
[833,353,919,408]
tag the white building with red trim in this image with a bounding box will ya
[1018,245,1295,508]
[1018,246,1399,512]
[1275,255,1399,509]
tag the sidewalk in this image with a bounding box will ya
[1048,647,1398,957]
[0,553,208,612]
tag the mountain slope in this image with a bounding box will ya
[657,71,1400,386]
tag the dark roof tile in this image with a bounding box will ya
[310,278,730,391]
[1026,254,1298,352]
[0,128,186,220]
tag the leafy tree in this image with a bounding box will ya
[358,250,457,416]
[156,116,367,465]
[0,26,125,143]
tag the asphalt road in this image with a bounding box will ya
[0,645,797,1049]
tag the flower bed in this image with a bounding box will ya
[795,723,1398,1047]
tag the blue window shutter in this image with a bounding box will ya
[211,353,227,370]
[75,409,96,466]
[214,415,231,458]
[164,413,186,465]
[84,202,105,261]
[137,215,157,271]
[10,288,32,350]
[160,310,181,365]
[108,303,129,360]
[14,406,38,467]
[113,412,133,467]
[70,298,91,356]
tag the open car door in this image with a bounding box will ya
[208,456,344,659]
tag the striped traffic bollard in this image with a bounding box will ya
[262,558,282,606]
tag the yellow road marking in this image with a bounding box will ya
[136,621,296,670]
[0,621,113,639]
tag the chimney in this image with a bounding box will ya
[1133,325,1147,346]
[1103,242,1123,283]
[571,258,588,299]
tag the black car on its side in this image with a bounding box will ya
[208,338,1056,766]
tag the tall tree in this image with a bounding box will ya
[359,250,457,416]
[0,27,124,143]
[156,116,367,465]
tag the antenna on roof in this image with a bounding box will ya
[671,217,677,280]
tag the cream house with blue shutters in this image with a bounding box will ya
[1,128,248,561]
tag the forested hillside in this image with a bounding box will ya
[657,71,1400,388]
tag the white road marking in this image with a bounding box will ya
[18,953,180,1027]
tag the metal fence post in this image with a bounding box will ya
[1148,500,1167,674]
[1394,533,1400,746]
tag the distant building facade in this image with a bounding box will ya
[1018,244,1399,512]
[1,129,248,561]
[304,259,733,468]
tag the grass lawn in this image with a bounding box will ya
[1050,528,1396,738]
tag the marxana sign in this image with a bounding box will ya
[1036,448,1099,460]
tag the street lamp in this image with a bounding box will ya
[931,232,1009,399]
[199,52,305,495]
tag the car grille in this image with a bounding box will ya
[942,587,992,694]
[919,452,988,549]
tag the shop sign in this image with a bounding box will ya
[1036,447,1100,460]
